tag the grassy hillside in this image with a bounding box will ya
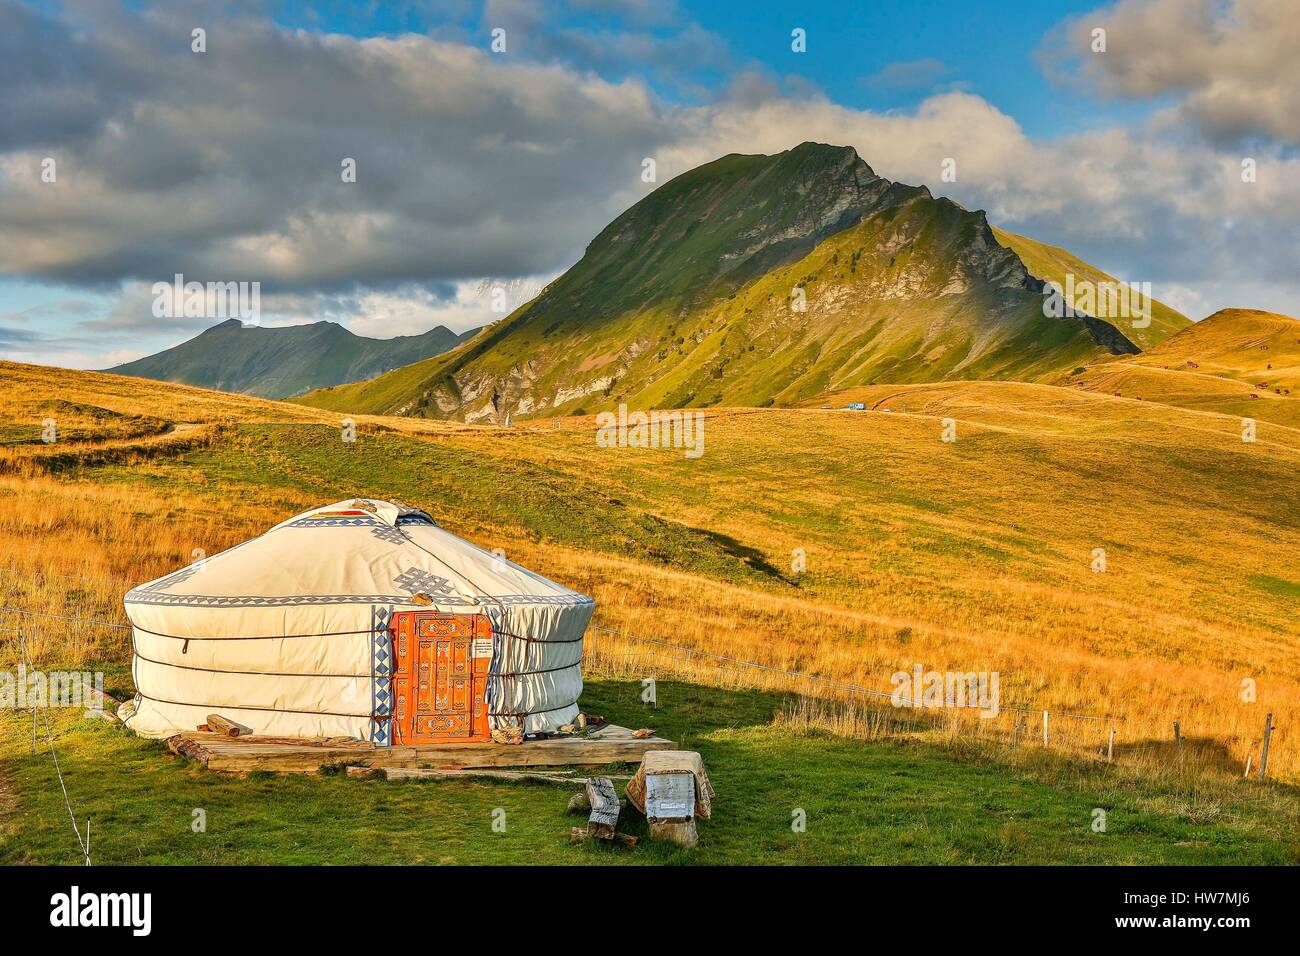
[2,361,1298,863]
[992,228,1191,350]
[298,144,1137,421]
[1061,309,1300,429]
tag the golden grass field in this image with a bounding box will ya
[1063,308,1300,429]
[1,310,1298,786]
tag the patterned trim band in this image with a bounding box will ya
[125,589,593,609]
[125,590,471,608]
[281,515,435,528]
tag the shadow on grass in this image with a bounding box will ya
[578,677,786,740]
[1120,735,1245,776]
[691,527,795,583]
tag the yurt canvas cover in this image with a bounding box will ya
[122,499,593,741]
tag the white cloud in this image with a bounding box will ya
[1043,0,1300,145]
[0,5,667,288]
[862,58,951,92]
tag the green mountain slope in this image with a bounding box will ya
[992,228,1190,350]
[299,143,1140,420]
[106,320,478,399]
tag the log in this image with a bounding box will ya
[206,714,253,737]
[570,826,638,847]
[86,686,124,721]
[585,776,620,840]
[490,725,525,745]
[649,818,698,848]
[166,735,209,763]
[567,792,591,815]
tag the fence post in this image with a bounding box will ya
[20,626,38,754]
[1173,721,1182,761]
[1041,710,1049,746]
[1107,728,1115,763]
[1259,713,1274,782]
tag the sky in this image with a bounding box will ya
[2,0,1298,369]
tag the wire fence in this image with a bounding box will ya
[584,623,1281,779]
[10,621,93,865]
[0,598,1277,793]
[584,622,1130,759]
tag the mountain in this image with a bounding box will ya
[299,143,1181,421]
[105,320,479,399]
[1062,308,1300,429]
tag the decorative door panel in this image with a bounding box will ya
[390,611,491,743]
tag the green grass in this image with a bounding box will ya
[1249,575,1300,602]
[3,679,1297,865]
[136,423,791,590]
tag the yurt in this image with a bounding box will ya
[120,499,593,743]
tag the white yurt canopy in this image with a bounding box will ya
[122,499,593,740]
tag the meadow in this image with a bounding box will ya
[1,354,1298,864]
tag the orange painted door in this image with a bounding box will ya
[391,611,491,743]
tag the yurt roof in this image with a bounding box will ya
[123,498,593,617]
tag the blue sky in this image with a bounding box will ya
[2,0,1298,368]
[274,0,1156,135]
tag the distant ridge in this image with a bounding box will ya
[106,320,479,399]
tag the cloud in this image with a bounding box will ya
[478,0,725,91]
[565,0,682,27]
[862,58,950,92]
[0,1,673,291]
[1040,0,1300,145]
[0,325,42,348]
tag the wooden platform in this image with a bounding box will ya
[166,724,675,774]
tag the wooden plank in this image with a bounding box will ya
[586,776,620,840]
[168,725,675,774]
[645,771,695,822]
[179,732,374,749]
[354,767,592,786]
